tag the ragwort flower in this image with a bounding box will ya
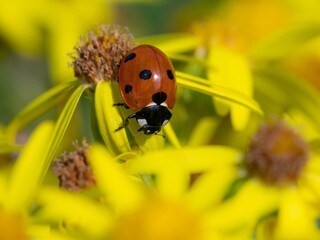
[0,121,71,239]
[208,118,320,239]
[34,143,248,240]
[178,0,320,132]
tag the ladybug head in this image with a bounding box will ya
[135,105,172,135]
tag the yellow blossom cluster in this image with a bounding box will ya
[1,0,320,239]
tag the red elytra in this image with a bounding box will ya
[118,45,176,109]
[115,45,177,135]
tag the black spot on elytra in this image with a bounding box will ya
[124,53,136,63]
[152,92,167,105]
[125,84,133,93]
[139,70,152,80]
[167,70,174,80]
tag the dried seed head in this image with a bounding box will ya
[245,120,309,185]
[71,25,135,84]
[52,139,95,191]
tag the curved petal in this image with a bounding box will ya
[94,80,131,155]
[275,187,320,239]
[185,167,237,212]
[176,72,262,115]
[88,144,143,212]
[163,122,181,148]
[207,45,253,131]
[156,159,189,201]
[204,180,280,232]
[6,80,79,142]
[35,187,113,238]
[128,146,241,174]
[41,83,89,179]
[5,121,54,213]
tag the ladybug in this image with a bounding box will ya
[115,45,176,135]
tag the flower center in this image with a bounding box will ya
[72,25,135,84]
[0,209,27,240]
[111,198,203,240]
[245,120,309,185]
[53,139,96,191]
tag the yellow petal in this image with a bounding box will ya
[133,133,165,154]
[94,80,131,156]
[187,117,220,146]
[303,153,320,176]
[185,167,237,212]
[299,172,320,201]
[205,180,280,231]
[0,172,7,203]
[138,33,201,53]
[176,72,262,115]
[0,1,41,54]
[156,158,189,201]
[251,23,320,61]
[207,45,253,131]
[36,187,112,238]
[88,144,143,212]
[6,80,79,142]
[163,122,181,148]
[5,121,54,213]
[28,225,79,240]
[128,146,241,174]
[41,84,88,180]
[275,187,320,239]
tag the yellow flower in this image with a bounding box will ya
[210,118,320,239]
[179,0,320,132]
[0,121,74,239]
[33,143,247,239]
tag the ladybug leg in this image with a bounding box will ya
[113,103,130,109]
[115,113,137,132]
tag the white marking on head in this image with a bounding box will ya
[162,120,169,126]
[137,119,148,127]
[160,102,168,107]
[147,130,151,133]
[147,102,157,107]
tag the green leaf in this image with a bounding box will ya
[251,23,320,60]
[176,71,263,115]
[6,80,80,142]
[40,84,89,180]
